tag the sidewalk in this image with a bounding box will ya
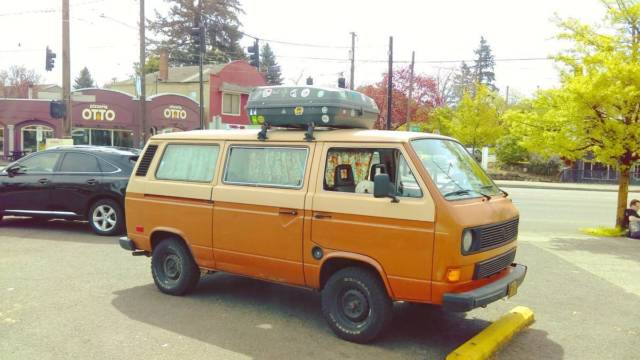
[495,179,640,193]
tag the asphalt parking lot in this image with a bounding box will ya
[1,188,640,360]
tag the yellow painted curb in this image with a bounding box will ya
[446,306,535,360]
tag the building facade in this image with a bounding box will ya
[0,88,200,159]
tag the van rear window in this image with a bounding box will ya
[223,146,308,188]
[155,144,219,182]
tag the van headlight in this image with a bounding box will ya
[462,230,474,253]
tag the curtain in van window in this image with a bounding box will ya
[243,148,307,187]
[156,144,219,182]
[325,150,373,188]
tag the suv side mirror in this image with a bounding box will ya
[6,164,24,177]
[373,174,399,203]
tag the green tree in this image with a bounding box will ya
[509,0,640,227]
[260,43,282,85]
[448,84,505,153]
[74,67,95,89]
[473,36,496,90]
[133,55,161,77]
[148,0,245,66]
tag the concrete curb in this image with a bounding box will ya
[445,306,535,360]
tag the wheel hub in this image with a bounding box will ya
[340,288,369,322]
[163,254,182,280]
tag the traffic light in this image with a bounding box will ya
[49,100,66,119]
[306,76,314,85]
[45,46,56,71]
[247,39,260,69]
[190,26,205,53]
[338,76,346,88]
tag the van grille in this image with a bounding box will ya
[473,249,516,280]
[475,217,519,251]
[135,145,158,176]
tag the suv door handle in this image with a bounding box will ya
[313,213,332,220]
[38,178,49,184]
[86,179,98,185]
[278,208,298,216]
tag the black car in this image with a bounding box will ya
[0,146,139,235]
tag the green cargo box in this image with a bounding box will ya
[247,86,380,129]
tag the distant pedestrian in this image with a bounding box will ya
[623,199,640,239]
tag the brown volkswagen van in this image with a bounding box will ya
[119,126,526,343]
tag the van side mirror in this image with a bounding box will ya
[373,174,399,203]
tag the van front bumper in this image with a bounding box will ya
[442,263,527,312]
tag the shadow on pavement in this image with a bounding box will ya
[0,216,117,244]
[550,236,640,263]
[111,273,560,359]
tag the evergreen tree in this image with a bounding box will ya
[473,36,496,90]
[148,0,245,66]
[451,61,474,104]
[260,43,282,85]
[73,67,96,89]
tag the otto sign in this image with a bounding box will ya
[164,105,187,120]
[82,104,116,121]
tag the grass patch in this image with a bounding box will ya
[580,226,626,237]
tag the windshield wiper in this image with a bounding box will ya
[444,188,491,201]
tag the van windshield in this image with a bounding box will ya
[411,139,500,200]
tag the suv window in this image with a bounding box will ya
[98,158,119,173]
[59,152,100,173]
[224,146,308,188]
[324,147,422,198]
[19,152,61,174]
[155,144,219,182]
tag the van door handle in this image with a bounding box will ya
[314,213,332,220]
[278,208,298,216]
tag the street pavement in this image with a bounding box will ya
[1,187,639,359]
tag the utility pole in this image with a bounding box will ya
[138,0,147,146]
[197,0,205,130]
[386,36,393,130]
[505,85,510,106]
[62,0,71,138]
[405,51,415,130]
[349,32,356,90]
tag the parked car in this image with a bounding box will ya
[0,146,139,235]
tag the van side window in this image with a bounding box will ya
[324,148,422,198]
[223,146,308,188]
[155,144,219,182]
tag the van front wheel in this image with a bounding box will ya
[151,238,200,296]
[321,267,392,343]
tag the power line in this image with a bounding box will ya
[0,0,107,17]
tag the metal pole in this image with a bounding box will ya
[198,0,205,129]
[139,0,147,146]
[62,0,71,138]
[406,51,415,130]
[386,36,393,130]
[349,32,356,90]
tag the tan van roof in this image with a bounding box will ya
[150,128,453,143]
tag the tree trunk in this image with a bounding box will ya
[616,167,630,228]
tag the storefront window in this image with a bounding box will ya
[113,130,134,148]
[90,129,112,146]
[222,93,241,115]
[22,125,54,154]
[72,129,90,145]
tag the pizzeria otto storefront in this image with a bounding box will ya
[0,89,200,159]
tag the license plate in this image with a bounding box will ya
[507,281,518,298]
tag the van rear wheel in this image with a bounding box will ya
[321,267,392,343]
[151,237,200,296]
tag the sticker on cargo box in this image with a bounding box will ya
[301,88,310,97]
[321,115,330,123]
[262,88,272,97]
[317,90,325,98]
[290,89,298,98]
[321,106,328,114]
[294,106,304,116]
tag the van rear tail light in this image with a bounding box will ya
[135,225,144,233]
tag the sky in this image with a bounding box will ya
[0,0,606,97]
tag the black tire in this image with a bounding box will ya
[321,267,393,343]
[151,237,200,296]
[88,198,124,236]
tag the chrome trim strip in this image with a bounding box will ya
[4,210,78,216]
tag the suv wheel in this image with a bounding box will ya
[151,237,200,295]
[321,267,393,343]
[88,199,124,236]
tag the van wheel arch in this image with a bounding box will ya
[319,257,392,297]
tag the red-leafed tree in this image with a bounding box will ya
[358,66,442,129]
